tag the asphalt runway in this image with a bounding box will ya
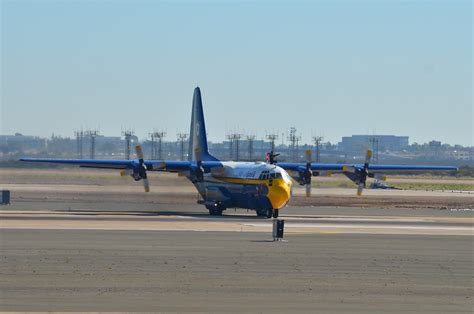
[1,176,473,312]
[1,209,472,235]
[1,203,473,312]
[1,229,472,312]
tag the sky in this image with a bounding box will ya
[1,0,472,146]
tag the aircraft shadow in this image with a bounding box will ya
[42,209,270,220]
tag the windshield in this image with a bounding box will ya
[258,170,282,180]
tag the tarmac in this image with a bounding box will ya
[0,171,473,312]
[1,205,473,312]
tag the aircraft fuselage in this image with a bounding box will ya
[188,161,292,217]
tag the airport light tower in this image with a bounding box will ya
[150,131,166,160]
[85,129,99,159]
[228,133,243,161]
[122,130,135,160]
[246,135,256,161]
[287,127,301,162]
[266,133,279,152]
[74,129,84,159]
[226,134,234,160]
[369,137,380,163]
[177,133,188,161]
[312,136,324,163]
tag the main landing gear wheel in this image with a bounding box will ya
[206,205,224,216]
[265,209,273,219]
[272,209,279,218]
[208,208,223,216]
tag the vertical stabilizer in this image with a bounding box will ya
[188,87,218,161]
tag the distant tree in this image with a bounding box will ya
[455,165,474,177]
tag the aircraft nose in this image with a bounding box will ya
[267,179,291,209]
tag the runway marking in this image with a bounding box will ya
[245,222,473,231]
[1,211,472,236]
[286,231,341,235]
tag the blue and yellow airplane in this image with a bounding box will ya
[21,87,457,218]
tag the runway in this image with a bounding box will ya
[1,228,472,312]
[1,209,472,235]
[1,207,473,312]
[1,171,473,312]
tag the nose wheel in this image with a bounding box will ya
[257,209,279,218]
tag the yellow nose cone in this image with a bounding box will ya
[267,179,291,209]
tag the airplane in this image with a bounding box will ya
[20,87,458,218]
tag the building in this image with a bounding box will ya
[339,135,409,153]
[451,150,472,161]
[0,133,47,151]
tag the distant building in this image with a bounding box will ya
[0,133,46,151]
[339,135,409,153]
[451,150,472,161]
[429,140,442,148]
[95,135,123,145]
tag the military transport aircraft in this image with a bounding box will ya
[21,87,457,218]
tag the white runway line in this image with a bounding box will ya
[1,211,472,235]
[245,222,473,231]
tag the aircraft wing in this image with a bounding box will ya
[19,158,223,172]
[277,162,458,172]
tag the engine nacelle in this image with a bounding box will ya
[121,163,147,181]
[294,167,313,186]
[189,164,205,183]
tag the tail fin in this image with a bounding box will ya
[188,87,219,161]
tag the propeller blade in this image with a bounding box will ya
[143,177,150,193]
[135,145,150,192]
[365,149,373,165]
[305,149,311,163]
[342,165,356,173]
[375,174,387,181]
[136,145,145,161]
[120,169,132,177]
[304,150,312,197]
[357,182,364,196]
[305,182,311,197]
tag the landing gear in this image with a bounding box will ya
[206,203,224,216]
[256,209,274,218]
[273,209,279,218]
[208,208,223,216]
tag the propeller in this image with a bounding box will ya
[120,145,150,192]
[304,149,312,197]
[342,149,372,196]
[135,145,150,192]
[357,149,372,196]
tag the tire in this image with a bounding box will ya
[272,209,279,218]
[209,208,223,216]
[265,209,273,219]
[206,204,223,216]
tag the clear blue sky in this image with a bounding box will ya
[1,0,472,146]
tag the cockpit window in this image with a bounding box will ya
[258,169,283,180]
[259,170,270,180]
